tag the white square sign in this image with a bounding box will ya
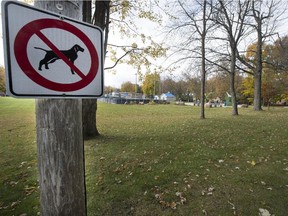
[2,1,104,98]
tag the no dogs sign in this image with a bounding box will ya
[2,1,104,98]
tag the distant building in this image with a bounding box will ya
[154,95,160,100]
[160,92,176,102]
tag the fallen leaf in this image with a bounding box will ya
[170,201,177,209]
[175,192,182,197]
[9,181,18,187]
[259,208,271,216]
[155,194,161,199]
[208,186,215,192]
[261,181,266,185]
[11,201,21,208]
[180,197,186,204]
[24,185,37,196]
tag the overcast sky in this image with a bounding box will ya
[1,0,288,89]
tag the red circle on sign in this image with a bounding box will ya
[14,18,99,92]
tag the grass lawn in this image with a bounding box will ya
[1,97,288,215]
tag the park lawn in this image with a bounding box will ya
[1,98,288,215]
[0,98,39,215]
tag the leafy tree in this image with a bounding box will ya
[242,36,288,105]
[0,66,6,93]
[160,74,203,101]
[262,37,288,103]
[206,72,230,100]
[160,77,186,100]
[160,77,177,95]
[171,80,188,101]
[270,36,288,71]
[241,75,254,104]
[104,86,117,94]
[142,72,160,97]
[105,0,166,73]
[237,0,287,110]
[120,81,135,92]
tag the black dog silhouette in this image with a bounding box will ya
[34,44,84,74]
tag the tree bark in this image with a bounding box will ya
[230,72,238,115]
[200,0,207,119]
[35,1,86,215]
[82,99,99,138]
[36,99,86,216]
[254,25,263,111]
[254,70,262,110]
[230,50,239,116]
[82,0,100,139]
[82,0,110,139]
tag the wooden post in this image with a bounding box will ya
[34,1,86,215]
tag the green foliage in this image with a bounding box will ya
[241,75,254,98]
[107,0,167,75]
[142,72,160,97]
[242,36,288,103]
[120,81,135,92]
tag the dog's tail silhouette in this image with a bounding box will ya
[34,47,48,52]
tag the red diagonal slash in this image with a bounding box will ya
[35,30,86,79]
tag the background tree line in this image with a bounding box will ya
[164,0,287,117]
[104,31,288,105]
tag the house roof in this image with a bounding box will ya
[162,92,175,97]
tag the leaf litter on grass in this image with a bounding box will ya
[3,100,288,215]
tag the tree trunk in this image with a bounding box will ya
[35,1,86,215]
[254,28,263,111]
[82,99,99,138]
[200,0,207,120]
[230,50,239,116]
[82,0,110,139]
[200,64,206,119]
[254,71,262,110]
[82,0,100,139]
[230,72,238,115]
[36,99,86,216]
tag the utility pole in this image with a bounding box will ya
[34,1,86,215]
[135,73,138,94]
